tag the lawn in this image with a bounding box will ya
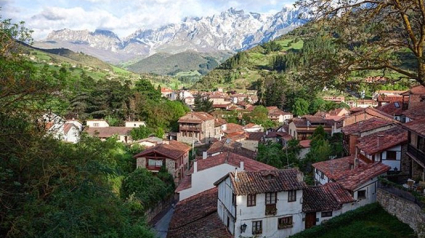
[290,203,415,238]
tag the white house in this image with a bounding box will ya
[86,119,109,128]
[43,113,82,143]
[125,121,146,128]
[214,169,307,238]
[176,152,275,201]
[313,156,390,209]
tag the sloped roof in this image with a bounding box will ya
[207,139,256,158]
[178,112,214,123]
[402,117,425,137]
[303,183,354,213]
[313,156,357,180]
[376,101,404,116]
[133,141,190,160]
[224,123,244,134]
[246,132,264,141]
[336,162,390,191]
[341,117,394,135]
[214,117,227,127]
[299,140,311,148]
[168,188,232,238]
[350,107,395,121]
[217,169,307,195]
[85,127,131,138]
[357,126,408,155]
[176,152,276,192]
[403,103,425,120]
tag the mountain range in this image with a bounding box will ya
[33,7,308,65]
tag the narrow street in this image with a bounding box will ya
[153,207,174,238]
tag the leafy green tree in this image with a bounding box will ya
[134,78,161,101]
[293,98,310,116]
[131,126,152,140]
[309,98,327,114]
[256,142,284,168]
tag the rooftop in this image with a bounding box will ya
[313,156,357,181]
[84,127,131,138]
[402,117,425,137]
[303,182,355,213]
[403,103,425,120]
[168,188,231,238]
[178,112,214,123]
[216,169,307,195]
[336,162,390,191]
[207,138,256,158]
[342,117,394,135]
[133,140,190,160]
[376,101,404,116]
[357,126,408,155]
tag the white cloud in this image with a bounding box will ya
[1,0,296,40]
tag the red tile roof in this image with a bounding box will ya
[168,188,232,238]
[402,117,425,137]
[357,126,408,155]
[376,101,404,116]
[224,123,244,134]
[214,117,227,127]
[133,141,190,160]
[403,103,425,120]
[350,107,395,121]
[207,139,256,159]
[85,127,131,138]
[217,169,307,195]
[313,156,358,180]
[409,85,425,95]
[342,117,394,135]
[336,162,390,191]
[178,112,214,123]
[246,132,264,141]
[303,182,354,213]
[299,140,311,148]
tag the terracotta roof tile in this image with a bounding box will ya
[222,169,307,195]
[303,183,354,213]
[350,107,395,121]
[299,140,311,148]
[246,132,264,141]
[376,101,404,116]
[409,85,425,95]
[207,139,256,159]
[313,156,358,180]
[357,126,408,155]
[224,123,244,134]
[133,141,190,160]
[403,103,425,120]
[168,188,232,238]
[85,127,131,138]
[336,162,390,191]
[402,117,425,137]
[341,117,394,135]
[178,112,214,123]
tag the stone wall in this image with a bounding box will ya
[377,188,425,237]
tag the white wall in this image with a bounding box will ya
[179,163,243,200]
[86,120,109,127]
[352,177,378,208]
[314,168,329,185]
[125,121,146,128]
[65,126,80,143]
[217,177,236,235]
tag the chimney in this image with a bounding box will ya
[234,168,238,181]
[239,161,244,171]
[354,147,359,169]
[203,151,207,159]
[194,160,198,173]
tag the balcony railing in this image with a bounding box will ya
[179,125,201,131]
[407,144,425,165]
[265,204,277,215]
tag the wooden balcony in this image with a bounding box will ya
[407,144,425,166]
[179,125,201,131]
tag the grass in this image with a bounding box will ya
[290,203,415,238]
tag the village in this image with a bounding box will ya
[42,84,425,238]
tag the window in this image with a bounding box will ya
[320,171,324,179]
[357,190,366,200]
[288,190,296,202]
[232,193,236,206]
[94,123,99,127]
[247,194,256,207]
[321,211,332,217]
[265,192,277,204]
[252,221,262,235]
[278,216,293,229]
[386,151,397,160]
[265,192,277,215]
[148,159,162,167]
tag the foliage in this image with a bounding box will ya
[256,142,285,168]
[289,203,415,238]
[242,105,274,128]
[293,98,310,116]
[193,94,214,113]
[295,0,425,87]
[120,169,174,210]
[218,51,249,70]
[130,126,152,140]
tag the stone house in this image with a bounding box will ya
[134,140,191,184]
[288,116,332,141]
[177,112,216,144]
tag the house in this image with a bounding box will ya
[133,136,164,148]
[267,106,293,123]
[243,123,263,133]
[355,126,409,173]
[313,156,390,208]
[402,118,425,181]
[214,169,307,238]
[161,87,173,99]
[43,114,82,143]
[341,117,396,155]
[178,90,195,106]
[372,90,405,106]
[302,183,355,228]
[346,99,377,108]
[376,101,404,121]
[177,112,216,144]
[401,85,425,109]
[288,116,332,141]
[176,152,276,201]
[86,119,109,127]
[206,138,257,159]
[322,96,345,103]
[134,140,191,183]
[342,107,394,127]
[124,121,146,128]
[402,103,425,122]
[167,188,232,238]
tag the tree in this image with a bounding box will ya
[131,126,152,140]
[256,142,284,168]
[293,98,310,116]
[193,94,213,113]
[296,0,425,87]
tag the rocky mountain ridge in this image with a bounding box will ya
[34,7,308,64]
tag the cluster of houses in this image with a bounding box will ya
[43,85,425,238]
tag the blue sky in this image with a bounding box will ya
[0,0,297,40]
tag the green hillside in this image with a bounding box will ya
[125,50,232,76]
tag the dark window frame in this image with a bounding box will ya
[247,194,256,207]
[321,211,333,217]
[288,190,296,202]
[357,190,366,199]
[386,151,397,160]
[278,216,293,229]
[252,220,262,235]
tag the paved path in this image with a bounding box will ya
[153,207,174,238]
